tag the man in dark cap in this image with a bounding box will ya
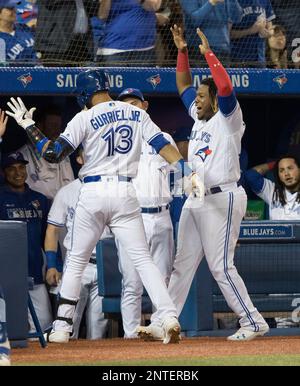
[0,151,52,335]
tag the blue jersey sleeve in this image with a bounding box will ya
[264,0,275,20]
[148,133,170,153]
[244,169,265,193]
[218,90,238,117]
[179,0,214,23]
[180,87,197,113]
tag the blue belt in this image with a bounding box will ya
[205,182,241,196]
[141,204,169,214]
[83,175,132,183]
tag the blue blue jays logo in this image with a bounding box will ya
[273,74,288,89]
[147,74,161,89]
[31,200,40,209]
[17,73,33,88]
[195,146,212,162]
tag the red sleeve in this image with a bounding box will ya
[176,49,190,73]
[204,50,233,96]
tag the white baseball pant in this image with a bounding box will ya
[152,187,266,330]
[53,179,177,333]
[117,209,174,338]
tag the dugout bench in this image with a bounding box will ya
[97,221,300,338]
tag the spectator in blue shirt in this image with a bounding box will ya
[0,0,38,65]
[230,0,275,67]
[0,151,52,333]
[95,0,161,66]
[179,0,243,65]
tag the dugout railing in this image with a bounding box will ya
[0,67,299,96]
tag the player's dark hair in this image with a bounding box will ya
[201,77,218,113]
[272,154,300,206]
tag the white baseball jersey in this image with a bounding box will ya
[133,133,177,207]
[187,99,245,188]
[19,143,74,200]
[47,179,82,250]
[257,179,300,220]
[60,101,162,179]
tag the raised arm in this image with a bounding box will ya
[0,109,8,141]
[244,162,276,193]
[253,161,276,175]
[197,28,233,96]
[170,24,193,95]
[6,97,73,163]
[196,28,238,116]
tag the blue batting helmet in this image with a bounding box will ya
[76,69,110,109]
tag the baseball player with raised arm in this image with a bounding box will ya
[6,69,204,344]
[44,148,108,340]
[138,25,269,341]
[115,88,176,338]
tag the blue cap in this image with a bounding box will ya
[1,152,28,169]
[0,0,21,7]
[172,127,192,142]
[118,88,145,102]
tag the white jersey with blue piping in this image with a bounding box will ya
[59,101,162,179]
[133,132,177,207]
[255,177,300,220]
[182,87,245,189]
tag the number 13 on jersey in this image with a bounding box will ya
[102,125,133,156]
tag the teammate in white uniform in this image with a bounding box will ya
[6,70,203,344]
[245,154,300,328]
[115,88,176,338]
[45,149,108,340]
[137,26,269,341]
[18,105,74,200]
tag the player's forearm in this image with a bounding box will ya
[204,51,233,96]
[44,224,60,269]
[159,143,183,164]
[25,125,73,163]
[231,27,254,39]
[253,162,276,175]
[44,225,59,252]
[176,49,193,95]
